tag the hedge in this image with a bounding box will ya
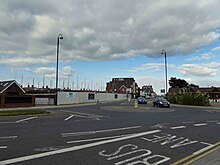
[166,92,210,106]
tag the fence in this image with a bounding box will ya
[57,92,129,105]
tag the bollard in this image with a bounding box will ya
[134,100,138,108]
[128,97,131,102]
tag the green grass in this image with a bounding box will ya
[0,110,50,117]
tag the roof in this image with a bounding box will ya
[119,85,127,90]
[0,80,25,94]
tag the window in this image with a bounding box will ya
[88,93,95,100]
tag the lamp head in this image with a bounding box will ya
[161,49,165,54]
[58,33,63,40]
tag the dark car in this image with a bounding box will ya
[153,98,170,108]
[137,97,147,104]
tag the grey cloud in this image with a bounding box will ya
[0,0,220,66]
[179,63,219,77]
[128,63,176,73]
[186,52,215,61]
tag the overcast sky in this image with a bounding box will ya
[0,0,220,94]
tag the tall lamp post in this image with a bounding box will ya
[161,49,168,94]
[55,33,63,105]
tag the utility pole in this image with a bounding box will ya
[43,74,45,88]
[77,76,79,90]
[21,75,23,87]
[161,49,168,94]
[33,78,35,87]
[67,74,72,89]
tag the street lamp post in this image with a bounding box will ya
[161,49,168,94]
[55,33,63,105]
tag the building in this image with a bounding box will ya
[140,85,156,97]
[0,80,35,108]
[106,78,139,97]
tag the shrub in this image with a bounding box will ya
[166,92,210,106]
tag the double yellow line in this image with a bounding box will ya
[171,141,220,165]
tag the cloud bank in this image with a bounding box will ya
[0,0,220,67]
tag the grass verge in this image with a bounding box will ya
[0,110,50,117]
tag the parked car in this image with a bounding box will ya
[153,98,170,108]
[137,97,147,104]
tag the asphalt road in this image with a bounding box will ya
[0,101,220,165]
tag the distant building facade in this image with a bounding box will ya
[140,85,156,97]
[106,78,139,97]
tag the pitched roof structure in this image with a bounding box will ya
[0,80,25,94]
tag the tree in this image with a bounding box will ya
[188,83,199,88]
[169,77,188,88]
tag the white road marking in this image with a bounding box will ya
[0,136,17,139]
[64,115,74,121]
[115,153,151,165]
[16,117,37,123]
[217,123,220,125]
[193,142,215,155]
[0,129,161,165]
[67,134,134,144]
[151,124,167,128]
[0,122,19,124]
[170,126,186,130]
[0,146,7,149]
[61,126,142,137]
[204,110,213,113]
[193,123,207,127]
[71,114,91,119]
[182,121,195,124]
[206,120,218,123]
[200,142,213,146]
[60,110,108,118]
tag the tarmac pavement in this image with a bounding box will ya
[1,101,220,164]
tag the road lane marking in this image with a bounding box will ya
[200,142,213,146]
[61,110,109,120]
[217,123,220,125]
[115,153,153,165]
[193,123,207,127]
[67,134,134,144]
[171,141,220,165]
[206,120,218,123]
[204,110,212,113]
[184,141,220,165]
[61,126,142,137]
[60,110,108,118]
[16,117,37,123]
[182,121,195,124]
[0,122,18,124]
[71,114,91,119]
[0,136,17,139]
[0,129,161,165]
[151,124,167,128]
[170,126,186,130]
[193,144,215,155]
[64,115,74,121]
[0,146,7,149]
